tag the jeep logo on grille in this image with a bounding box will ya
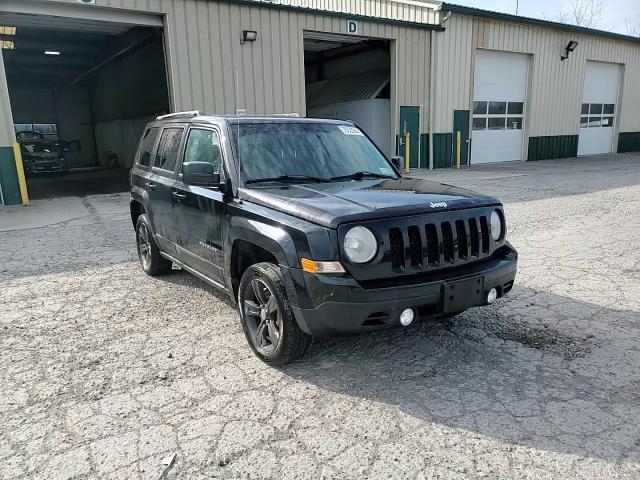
[429,202,448,208]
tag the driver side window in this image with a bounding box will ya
[183,128,223,174]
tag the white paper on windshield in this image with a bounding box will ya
[338,126,364,136]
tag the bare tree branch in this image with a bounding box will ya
[554,0,603,28]
[626,18,640,36]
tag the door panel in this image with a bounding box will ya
[453,110,470,167]
[149,127,184,248]
[173,127,226,285]
[399,106,420,169]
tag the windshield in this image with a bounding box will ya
[230,122,397,184]
[20,142,54,154]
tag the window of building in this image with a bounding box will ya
[580,103,614,129]
[473,100,524,131]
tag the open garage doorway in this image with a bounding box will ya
[303,31,392,157]
[0,11,170,199]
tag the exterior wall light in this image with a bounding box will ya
[561,40,578,61]
[242,30,258,43]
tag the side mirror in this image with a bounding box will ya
[183,161,222,187]
[391,156,405,176]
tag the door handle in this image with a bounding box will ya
[145,182,157,191]
[172,191,187,200]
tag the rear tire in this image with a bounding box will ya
[238,262,312,365]
[136,214,172,276]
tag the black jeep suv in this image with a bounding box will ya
[130,113,517,364]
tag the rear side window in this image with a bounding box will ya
[154,128,183,172]
[183,129,223,174]
[135,127,160,167]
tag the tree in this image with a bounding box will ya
[554,0,603,28]
[626,18,640,37]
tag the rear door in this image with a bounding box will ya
[149,126,185,252]
[172,126,226,286]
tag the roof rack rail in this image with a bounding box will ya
[156,111,200,121]
[272,113,300,117]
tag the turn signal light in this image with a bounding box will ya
[301,258,345,274]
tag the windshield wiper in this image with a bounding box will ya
[329,171,395,181]
[245,174,331,185]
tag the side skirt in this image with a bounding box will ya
[160,251,230,294]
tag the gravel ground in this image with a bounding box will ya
[1,155,640,479]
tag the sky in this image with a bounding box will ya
[447,0,640,35]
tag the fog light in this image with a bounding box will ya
[486,288,498,304]
[400,308,415,326]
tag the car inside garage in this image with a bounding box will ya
[0,11,170,200]
[303,31,392,158]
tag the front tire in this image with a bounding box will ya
[136,214,172,276]
[238,262,312,365]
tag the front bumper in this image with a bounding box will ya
[287,245,517,337]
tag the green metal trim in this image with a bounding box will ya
[441,3,640,45]
[0,146,21,206]
[617,132,640,153]
[433,133,453,169]
[224,0,445,30]
[527,135,578,161]
[420,134,429,169]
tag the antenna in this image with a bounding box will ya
[235,68,241,182]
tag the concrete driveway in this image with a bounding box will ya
[1,154,640,479]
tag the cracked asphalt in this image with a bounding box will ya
[1,155,640,479]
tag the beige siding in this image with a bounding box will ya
[434,14,640,137]
[0,47,13,146]
[0,0,434,147]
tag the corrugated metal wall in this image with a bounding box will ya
[0,47,14,147]
[433,14,640,137]
[0,0,439,148]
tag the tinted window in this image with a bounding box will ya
[155,128,183,171]
[488,117,506,130]
[472,117,486,130]
[183,129,223,173]
[473,101,487,115]
[590,104,603,115]
[488,102,506,115]
[603,104,615,115]
[506,117,522,129]
[507,102,523,115]
[136,127,160,167]
[230,122,396,182]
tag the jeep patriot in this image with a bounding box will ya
[130,112,518,364]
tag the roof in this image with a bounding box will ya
[440,3,640,45]
[306,70,390,108]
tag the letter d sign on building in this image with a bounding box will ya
[347,20,358,34]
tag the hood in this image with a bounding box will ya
[239,177,500,228]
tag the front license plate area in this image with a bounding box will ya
[443,276,484,312]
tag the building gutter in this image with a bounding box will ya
[441,3,640,45]
[224,0,446,30]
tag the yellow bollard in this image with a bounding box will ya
[13,142,30,206]
[404,131,410,173]
[456,131,461,169]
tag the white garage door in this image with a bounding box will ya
[577,61,620,156]
[471,50,529,164]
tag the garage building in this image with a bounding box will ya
[1,0,639,205]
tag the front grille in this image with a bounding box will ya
[386,212,493,272]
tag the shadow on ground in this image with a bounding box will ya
[281,285,640,464]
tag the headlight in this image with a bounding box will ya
[343,226,377,263]
[490,209,504,241]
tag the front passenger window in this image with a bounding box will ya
[183,129,222,174]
